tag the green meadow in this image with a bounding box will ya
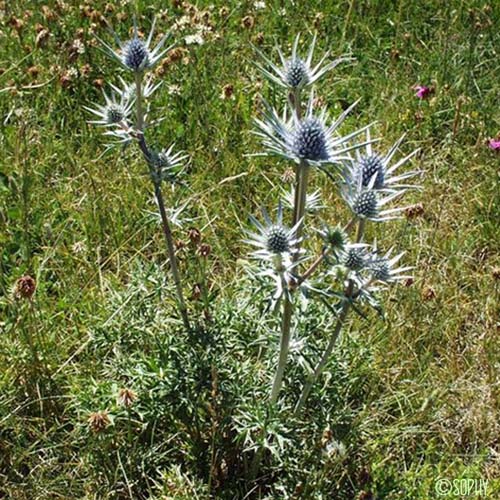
[0,0,498,498]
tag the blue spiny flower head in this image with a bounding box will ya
[84,84,134,127]
[353,190,378,219]
[342,244,368,271]
[359,154,385,188]
[254,33,353,90]
[341,171,409,222]
[97,17,173,73]
[123,37,150,71]
[343,128,421,193]
[148,144,188,184]
[368,244,413,284]
[285,57,308,88]
[244,201,303,266]
[253,91,374,168]
[266,225,290,254]
[106,103,126,124]
[292,117,328,161]
[370,257,390,282]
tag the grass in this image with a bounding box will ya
[0,0,499,498]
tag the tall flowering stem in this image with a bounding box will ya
[294,300,351,415]
[87,19,191,330]
[294,215,367,415]
[134,72,190,331]
[269,88,309,405]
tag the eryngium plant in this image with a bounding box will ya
[247,35,421,417]
[85,17,190,330]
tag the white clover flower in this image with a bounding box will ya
[254,91,373,169]
[343,129,421,193]
[98,17,173,72]
[184,33,204,45]
[84,86,134,127]
[254,33,352,90]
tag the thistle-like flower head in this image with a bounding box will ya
[84,85,134,127]
[98,17,173,72]
[244,201,302,265]
[254,91,373,168]
[343,129,421,193]
[148,144,188,184]
[254,33,352,90]
[317,224,347,255]
[341,244,369,271]
[341,170,409,222]
[368,245,413,284]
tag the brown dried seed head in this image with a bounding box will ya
[88,410,110,432]
[9,17,24,32]
[404,203,424,219]
[221,83,234,100]
[36,29,50,48]
[492,267,500,280]
[198,243,212,257]
[191,283,202,301]
[14,275,36,300]
[117,388,137,408]
[421,285,436,300]
[241,15,255,29]
[187,227,201,245]
[27,66,40,78]
[281,167,295,184]
[41,5,56,22]
[93,78,105,89]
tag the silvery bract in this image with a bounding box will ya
[343,129,421,192]
[254,92,374,168]
[84,86,134,127]
[98,17,173,72]
[254,33,352,90]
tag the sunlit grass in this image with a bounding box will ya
[0,0,498,498]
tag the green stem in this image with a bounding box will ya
[134,71,190,331]
[154,181,190,331]
[270,297,293,404]
[356,218,366,243]
[135,72,144,132]
[294,301,351,416]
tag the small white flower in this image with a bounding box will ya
[184,33,204,45]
